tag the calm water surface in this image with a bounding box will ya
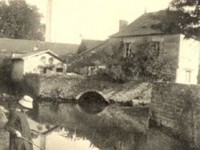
[28,102,190,150]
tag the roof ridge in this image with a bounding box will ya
[110,10,166,38]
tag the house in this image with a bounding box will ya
[77,39,104,54]
[110,10,200,84]
[11,50,66,81]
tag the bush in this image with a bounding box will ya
[0,57,15,93]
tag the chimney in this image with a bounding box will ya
[45,0,52,42]
[119,20,128,31]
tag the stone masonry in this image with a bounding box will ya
[150,82,200,147]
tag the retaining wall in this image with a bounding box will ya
[150,82,200,147]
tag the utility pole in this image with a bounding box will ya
[45,0,52,42]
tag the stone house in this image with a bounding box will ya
[11,50,66,81]
[110,10,200,84]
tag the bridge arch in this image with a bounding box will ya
[76,90,107,101]
[76,91,108,114]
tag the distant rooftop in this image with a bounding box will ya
[77,39,104,54]
[78,39,124,65]
[110,10,166,38]
[0,38,79,57]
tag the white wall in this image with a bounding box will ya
[176,35,200,84]
[23,53,62,74]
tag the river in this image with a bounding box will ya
[0,101,192,150]
[26,101,190,150]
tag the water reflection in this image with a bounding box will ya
[29,102,190,150]
[45,129,98,150]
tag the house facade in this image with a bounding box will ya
[110,11,200,84]
[12,50,66,81]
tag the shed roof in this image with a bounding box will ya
[110,10,166,38]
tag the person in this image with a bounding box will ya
[5,95,34,150]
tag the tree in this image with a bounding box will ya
[152,0,200,39]
[123,42,176,82]
[0,0,44,40]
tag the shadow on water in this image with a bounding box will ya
[77,91,109,114]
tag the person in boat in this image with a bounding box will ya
[5,95,34,150]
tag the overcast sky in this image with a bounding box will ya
[26,0,172,44]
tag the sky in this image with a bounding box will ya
[25,0,172,44]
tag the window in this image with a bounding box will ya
[43,68,47,74]
[48,57,54,64]
[148,41,160,57]
[40,56,46,64]
[186,70,192,83]
[125,43,131,57]
[56,68,63,73]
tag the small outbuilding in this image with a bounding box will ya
[11,50,66,81]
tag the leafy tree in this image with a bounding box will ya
[152,0,200,39]
[0,0,44,40]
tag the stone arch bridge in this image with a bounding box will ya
[24,74,151,105]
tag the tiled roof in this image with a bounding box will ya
[77,39,104,54]
[0,38,79,56]
[110,10,166,38]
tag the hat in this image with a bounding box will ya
[18,95,33,109]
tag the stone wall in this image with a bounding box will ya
[24,74,152,103]
[150,82,200,147]
[24,73,85,99]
